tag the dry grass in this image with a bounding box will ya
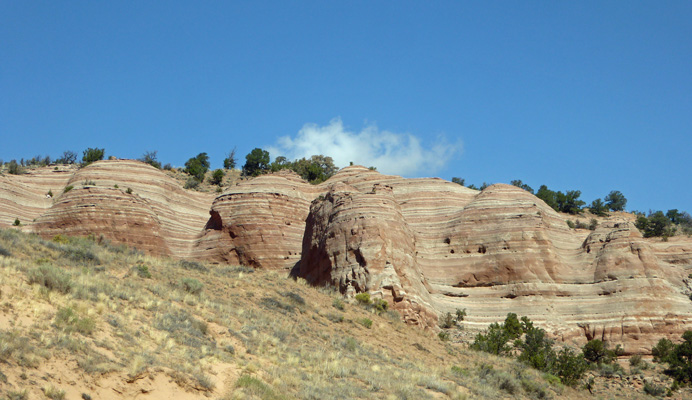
[0,228,601,399]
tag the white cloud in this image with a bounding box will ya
[268,118,462,176]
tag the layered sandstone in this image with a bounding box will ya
[0,165,74,229]
[299,182,438,328]
[192,170,318,267]
[33,186,170,255]
[3,162,692,352]
[2,160,214,257]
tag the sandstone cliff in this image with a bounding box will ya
[2,162,691,353]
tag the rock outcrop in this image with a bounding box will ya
[2,160,214,257]
[192,170,317,268]
[2,162,692,353]
[33,186,170,255]
[299,182,438,328]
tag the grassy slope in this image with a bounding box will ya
[0,227,659,400]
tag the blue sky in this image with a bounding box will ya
[1,1,691,213]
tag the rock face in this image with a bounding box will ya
[192,170,316,268]
[3,162,692,353]
[299,183,437,328]
[2,160,214,257]
[33,186,170,255]
[0,166,74,229]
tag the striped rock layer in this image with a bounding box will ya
[2,160,214,258]
[2,162,692,352]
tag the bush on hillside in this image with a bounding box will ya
[242,148,270,177]
[82,148,105,166]
[223,148,237,169]
[56,150,77,164]
[140,151,162,169]
[184,153,210,182]
[209,169,225,186]
[510,179,534,194]
[7,160,22,175]
[471,313,588,386]
[653,331,692,385]
[605,190,627,211]
[582,339,616,365]
[589,198,609,217]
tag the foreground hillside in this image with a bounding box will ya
[3,228,691,399]
[0,228,584,399]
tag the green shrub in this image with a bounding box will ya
[566,220,576,229]
[355,292,371,305]
[81,148,105,166]
[235,375,278,398]
[332,298,345,310]
[242,148,270,177]
[27,265,72,294]
[652,338,675,363]
[193,369,215,391]
[223,148,237,170]
[471,322,513,356]
[583,339,615,365]
[0,245,11,257]
[373,298,388,313]
[657,331,692,385]
[282,291,305,307]
[134,264,151,278]
[155,310,208,348]
[629,354,643,367]
[605,190,627,211]
[52,234,69,244]
[643,381,666,396]
[209,169,225,186]
[438,331,450,341]
[326,313,344,323]
[63,185,73,193]
[439,312,455,329]
[54,307,95,335]
[359,318,373,329]
[43,386,66,400]
[517,325,555,371]
[554,348,588,387]
[13,218,20,226]
[4,389,29,400]
[471,313,526,356]
[597,362,623,378]
[181,278,203,295]
[184,178,200,189]
[636,211,672,238]
[589,198,609,217]
[7,160,23,175]
[126,187,133,194]
[139,151,161,169]
[456,308,467,322]
[184,153,210,182]
[179,259,208,272]
[60,245,101,266]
